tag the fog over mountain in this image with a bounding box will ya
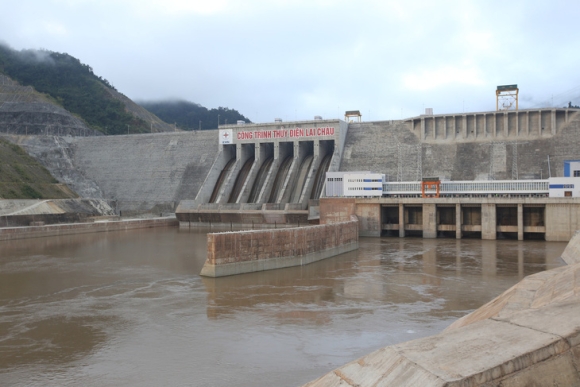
[2,1,580,123]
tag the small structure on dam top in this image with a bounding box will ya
[496,84,519,111]
[420,177,441,198]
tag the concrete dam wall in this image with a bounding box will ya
[341,108,580,181]
[8,130,218,215]
[3,107,579,216]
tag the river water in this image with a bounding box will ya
[0,227,567,387]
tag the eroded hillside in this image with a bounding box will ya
[0,137,77,199]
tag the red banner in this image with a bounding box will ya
[236,127,335,141]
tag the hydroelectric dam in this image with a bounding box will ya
[4,106,580,234]
[176,107,580,237]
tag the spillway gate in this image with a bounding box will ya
[188,119,349,216]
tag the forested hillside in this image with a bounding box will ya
[0,44,252,135]
[139,100,251,130]
[0,44,158,135]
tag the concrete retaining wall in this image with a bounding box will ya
[0,217,178,241]
[341,110,580,181]
[200,216,359,277]
[10,130,218,215]
[302,231,580,387]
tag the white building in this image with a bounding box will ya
[564,160,580,177]
[548,177,580,197]
[325,171,384,197]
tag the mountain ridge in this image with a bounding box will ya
[0,43,252,135]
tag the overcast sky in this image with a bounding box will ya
[2,0,580,123]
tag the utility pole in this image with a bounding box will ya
[512,142,518,180]
[397,144,403,182]
[127,124,129,135]
[416,145,423,181]
[489,143,494,180]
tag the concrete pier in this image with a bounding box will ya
[200,216,358,277]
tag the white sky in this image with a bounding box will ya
[2,0,580,123]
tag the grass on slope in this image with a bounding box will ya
[0,138,77,199]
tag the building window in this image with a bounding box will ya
[574,170,580,177]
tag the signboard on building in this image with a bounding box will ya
[221,126,337,144]
[497,84,518,91]
[219,129,233,145]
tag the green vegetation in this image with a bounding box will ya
[139,100,251,130]
[0,44,150,135]
[0,43,253,134]
[0,138,77,199]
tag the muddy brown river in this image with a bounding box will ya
[0,227,567,387]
